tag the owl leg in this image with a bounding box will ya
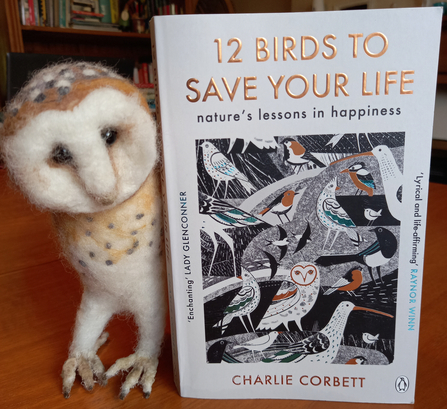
[105,281,167,399]
[62,292,115,398]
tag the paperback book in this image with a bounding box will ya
[151,8,441,403]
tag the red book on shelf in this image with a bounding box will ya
[28,0,35,25]
[71,10,105,18]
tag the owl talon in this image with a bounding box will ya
[105,353,158,399]
[61,339,107,398]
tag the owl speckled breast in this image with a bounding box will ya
[53,171,162,279]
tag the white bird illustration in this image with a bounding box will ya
[214,269,261,335]
[264,302,393,364]
[317,177,363,249]
[257,262,320,331]
[201,141,256,197]
[364,208,382,226]
[332,145,403,221]
[233,331,281,359]
[363,332,380,344]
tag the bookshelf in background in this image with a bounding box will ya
[0,0,199,106]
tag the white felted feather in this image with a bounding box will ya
[0,62,166,399]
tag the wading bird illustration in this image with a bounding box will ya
[263,301,393,363]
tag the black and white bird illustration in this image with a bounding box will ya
[282,138,326,174]
[233,331,281,359]
[263,301,393,363]
[265,225,289,261]
[364,208,383,226]
[315,227,398,284]
[199,192,268,275]
[363,332,380,345]
[317,177,363,249]
[256,262,320,332]
[214,269,261,335]
[201,141,256,197]
[293,221,312,254]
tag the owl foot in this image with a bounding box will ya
[61,332,109,398]
[104,353,159,399]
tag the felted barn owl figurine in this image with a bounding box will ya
[0,62,166,399]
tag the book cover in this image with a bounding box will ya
[151,8,441,403]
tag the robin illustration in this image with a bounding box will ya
[346,356,367,365]
[214,269,261,335]
[317,177,363,249]
[200,141,256,197]
[340,162,375,196]
[323,267,363,296]
[259,189,297,223]
[315,227,398,284]
[282,138,326,174]
[263,301,393,363]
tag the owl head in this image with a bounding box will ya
[0,61,157,214]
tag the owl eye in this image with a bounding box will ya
[101,128,118,146]
[51,145,73,165]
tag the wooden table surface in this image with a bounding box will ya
[1,167,446,409]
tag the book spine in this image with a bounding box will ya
[21,0,30,25]
[59,0,66,27]
[98,0,111,23]
[150,16,182,395]
[54,0,59,26]
[110,0,118,23]
[28,0,35,25]
[142,63,149,84]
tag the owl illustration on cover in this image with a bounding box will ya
[0,62,166,399]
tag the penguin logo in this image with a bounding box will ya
[395,376,410,393]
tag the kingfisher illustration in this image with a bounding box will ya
[259,189,297,223]
[263,301,393,363]
[200,141,256,197]
[282,138,326,174]
[257,262,320,332]
[332,145,403,221]
[323,267,363,296]
[214,269,261,335]
[341,162,375,196]
[317,177,363,249]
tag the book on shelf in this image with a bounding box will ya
[151,8,441,403]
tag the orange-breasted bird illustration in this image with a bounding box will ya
[282,138,326,174]
[340,162,375,196]
[323,266,364,296]
[259,189,297,223]
[345,356,367,365]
